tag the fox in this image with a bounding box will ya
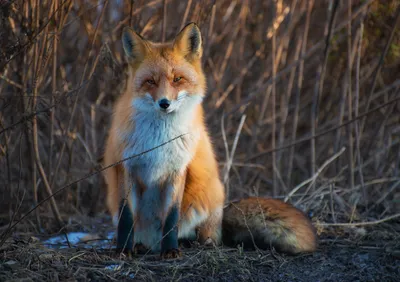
[103,23,317,259]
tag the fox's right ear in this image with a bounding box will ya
[173,23,202,61]
[122,27,148,62]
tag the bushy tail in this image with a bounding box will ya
[221,197,317,255]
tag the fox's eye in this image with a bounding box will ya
[146,79,155,85]
[173,77,182,83]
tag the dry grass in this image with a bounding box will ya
[0,0,400,280]
[1,218,399,281]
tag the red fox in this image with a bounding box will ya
[103,23,317,259]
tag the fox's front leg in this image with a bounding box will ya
[116,175,137,254]
[160,204,181,258]
[116,196,150,256]
[116,198,134,254]
[160,175,186,259]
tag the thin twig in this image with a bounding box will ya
[318,213,400,227]
[180,0,192,31]
[221,113,230,195]
[223,115,246,195]
[161,0,167,42]
[347,0,354,192]
[284,147,346,202]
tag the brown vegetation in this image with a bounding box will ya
[0,0,399,280]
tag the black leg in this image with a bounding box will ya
[160,205,181,258]
[116,200,133,253]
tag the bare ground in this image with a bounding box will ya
[1,215,399,282]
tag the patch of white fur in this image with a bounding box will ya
[210,206,223,243]
[178,208,208,238]
[122,90,203,186]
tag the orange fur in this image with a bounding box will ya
[222,197,318,254]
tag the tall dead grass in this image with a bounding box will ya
[0,0,399,236]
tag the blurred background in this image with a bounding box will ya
[0,0,399,234]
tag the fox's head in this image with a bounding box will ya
[122,23,206,114]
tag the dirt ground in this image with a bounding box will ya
[1,215,399,282]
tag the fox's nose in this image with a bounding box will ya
[158,98,171,109]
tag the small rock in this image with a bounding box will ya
[39,253,54,260]
[4,260,20,271]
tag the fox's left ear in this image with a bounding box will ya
[122,27,149,63]
[173,23,202,61]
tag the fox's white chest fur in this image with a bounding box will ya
[121,92,202,185]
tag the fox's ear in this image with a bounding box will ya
[122,27,148,62]
[173,23,202,61]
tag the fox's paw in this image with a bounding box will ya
[200,237,217,248]
[133,243,150,255]
[115,247,133,259]
[160,248,182,259]
[115,247,131,255]
[204,238,216,246]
